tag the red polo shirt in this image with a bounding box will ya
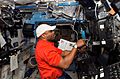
[35,40,63,79]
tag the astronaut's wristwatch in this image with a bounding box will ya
[73,44,77,48]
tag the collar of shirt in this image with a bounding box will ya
[38,40,54,47]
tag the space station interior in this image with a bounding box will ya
[0,0,120,79]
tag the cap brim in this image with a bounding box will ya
[50,25,56,30]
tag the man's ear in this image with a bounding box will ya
[41,33,46,38]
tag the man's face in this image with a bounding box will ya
[44,30,56,41]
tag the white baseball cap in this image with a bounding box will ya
[36,24,56,37]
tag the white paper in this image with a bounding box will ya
[10,52,19,71]
[0,33,6,48]
[58,39,76,51]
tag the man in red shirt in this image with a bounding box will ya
[35,24,85,79]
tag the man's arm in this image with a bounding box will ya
[57,39,85,69]
[61,51,70,56]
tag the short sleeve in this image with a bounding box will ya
[43,47,62,66]
[56,48,62,55]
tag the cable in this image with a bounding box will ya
[95,2,98,19]
[0,17,13,27]
[70,19,79,40]
[0,9,15,27]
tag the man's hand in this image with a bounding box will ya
[76,39,85,48]
[57,39,86,69]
